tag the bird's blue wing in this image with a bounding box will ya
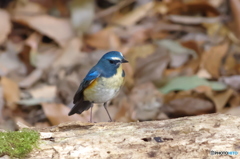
[84,70,100,81]
[73,70,100,104]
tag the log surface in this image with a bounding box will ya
[27,113,240,159]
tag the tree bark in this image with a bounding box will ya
[26,113,240,159]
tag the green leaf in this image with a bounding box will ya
[159,76,227,94]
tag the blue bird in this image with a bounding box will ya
[68,51,128,122]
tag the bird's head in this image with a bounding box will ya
[100,51,128,66]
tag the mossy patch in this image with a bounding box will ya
[0,128,40,158]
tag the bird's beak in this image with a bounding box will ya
[122,58,128,63]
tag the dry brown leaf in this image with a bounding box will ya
[222,54,240,75]
[0,9,11,45]
[19,69,43,88]
[164,58,200,78]
[202,42,229,78]
[230,0,240,39]
[203,23,229,39]
[29,85,56,99]
[228,92,240,107]
[35,46,60,69]
[30,0,68,16]
[152,23,203,37]
[225,106,240,117]
[135,47,170,84]
[181,40,201,56]
[206,89,233,112]
[163,91,195,105]
[18,45,35,74]
[203,23,232,45]
[11,0,46,15]
[0,77,20,110]
[129,82,163,121]
[0,50,26,76]
[112,1,154,27]
[16,121,29,129]
[167,15,221,25]
[168,1,219,16]
[194,85,234,112]
[153,1,168,15]
[208,0,225,8]
[57,73,80,104]
[196,68,212,79]
[163,96,214,118]
[194,85,212,94]
[112,23,153,46]
[163,40,200,76]
[169,53,189,68]
[25,32,42,50]
[25,32,42,67]
[157,39,198,69]
[114,97,132,122]
[53,37,85,69]
[13,15,75,47]
[127,44,156,69]
[70,0,95,34]
[220,75,240,91]
[42,103,87,125]
[84,27,121,49]
[34,121,51,128]
[163,40,200,77]
[14,117,32,127]
[127,26,151,45]
[194,85,233,112]
[122,64,134,89]
[96,0,135,18]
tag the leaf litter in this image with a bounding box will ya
[0,0,240,131]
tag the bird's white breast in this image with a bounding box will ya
[83,65,124,103]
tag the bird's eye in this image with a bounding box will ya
[109,60,115,64]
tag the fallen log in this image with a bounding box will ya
[26,113,240,159]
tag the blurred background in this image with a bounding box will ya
[0,0,240,130]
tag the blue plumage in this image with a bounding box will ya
[101,51,124,59]
[68,51,128,122]
[85,71,100,81]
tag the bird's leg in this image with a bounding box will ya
[90,106,93,123]
[103,102,113,122]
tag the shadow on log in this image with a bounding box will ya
[25,113,240,159]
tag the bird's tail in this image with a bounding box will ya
[68,100,92,116]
